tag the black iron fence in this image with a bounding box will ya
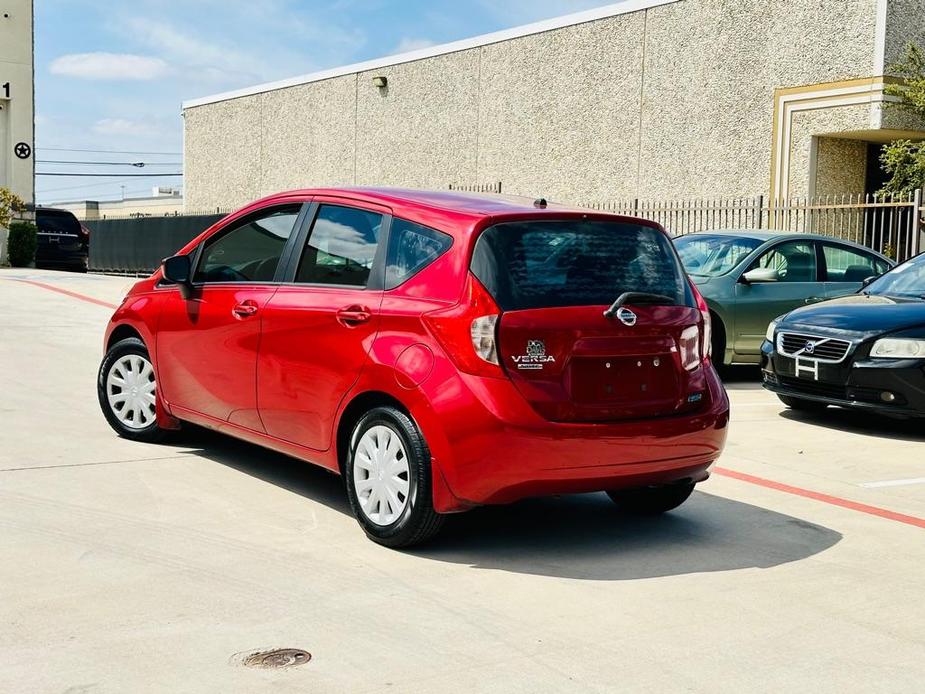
[86,211,227,273]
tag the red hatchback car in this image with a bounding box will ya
[97,188,729,546]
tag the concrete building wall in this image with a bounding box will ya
[0,0,34,264]
[183,0,923,211]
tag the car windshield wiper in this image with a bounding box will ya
[603,292,677,317]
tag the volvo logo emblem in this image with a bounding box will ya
[616,307,637,327]
[804,341,816,354]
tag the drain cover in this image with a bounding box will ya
[240,648,311,669]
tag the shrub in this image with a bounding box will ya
[7,221,37,267]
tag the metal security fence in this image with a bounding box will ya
[86,211,227,273]
[586,192,925,262]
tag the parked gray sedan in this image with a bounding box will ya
[673,231,893,365]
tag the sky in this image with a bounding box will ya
[35,0,611,205]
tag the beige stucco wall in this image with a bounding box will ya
[184,0,920,210]
[813,137,869,197]
[0,0,34,264]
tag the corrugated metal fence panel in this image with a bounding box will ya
[86,214,225,273]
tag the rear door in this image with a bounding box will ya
[257,200,389,450]
[472,219,707,422]
[822,242,891,299]
[732,240,822,356]
[156,203,305,429]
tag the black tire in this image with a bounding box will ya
[97,337,170,443]
[777,394,828,412]
[344,406,444,548]
[607,482,696,515]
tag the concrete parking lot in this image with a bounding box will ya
[2,268,924,693]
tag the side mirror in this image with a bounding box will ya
[741,267,780,284]
[861,275,878,288]
[162,254,193,299]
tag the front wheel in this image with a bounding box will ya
[607,482,696,515]
[344,406,444,548]
[777,394,828,412]
[97,337,170,443]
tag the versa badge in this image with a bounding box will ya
[512,340,556,370]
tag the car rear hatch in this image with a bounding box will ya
[36,210,84,256]
[471,218,709,422]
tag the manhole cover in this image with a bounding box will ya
[239,648,311,669]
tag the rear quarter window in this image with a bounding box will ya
[471,220,690,311]
[385,218,452,289]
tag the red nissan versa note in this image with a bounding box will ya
[97,188,729,547]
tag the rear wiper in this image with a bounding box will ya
[603,292,676,318]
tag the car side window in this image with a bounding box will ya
[749,241,817,283]
[295,204,384,287]
[194,205,301,283]
[385,218,452,289]
[823,244,889,282]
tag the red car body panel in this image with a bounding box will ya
[103,188,730,513]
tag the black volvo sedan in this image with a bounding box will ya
[761,250,925,418]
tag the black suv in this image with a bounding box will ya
[35,208,89,272]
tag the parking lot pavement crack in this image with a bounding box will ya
[0,454,196,473]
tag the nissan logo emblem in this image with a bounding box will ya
[616,307,637,326]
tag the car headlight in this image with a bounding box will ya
[869,338,925,359]
[765,320,779,343]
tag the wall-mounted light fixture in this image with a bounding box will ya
[372,75,388,89]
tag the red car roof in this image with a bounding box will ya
[265,187,592,220]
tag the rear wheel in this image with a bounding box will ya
[97,337,170,442]
[344,406,444,548]
[607,482,696,515]
[777,394,828,412]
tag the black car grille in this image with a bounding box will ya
[778,376,847,400]
[778,332,851,362]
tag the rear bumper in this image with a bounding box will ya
[420,363,729,510]
[35,245,88,267]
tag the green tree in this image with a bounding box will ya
[0,187,25,229]
[881,44,925,194]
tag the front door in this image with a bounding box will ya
[733,240,822,356]
[257,201,388,450]
[156,204,303,429]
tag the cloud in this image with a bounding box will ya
[49,52,169,81]
[394,37,436,53]
[92,118,167,138]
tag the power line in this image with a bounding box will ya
[37,146,182,156]
[37,159,182,167]
[37,172,183,177]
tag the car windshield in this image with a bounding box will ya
[674,234,764,277]
[471,220,690,310]
[865,253,925,299]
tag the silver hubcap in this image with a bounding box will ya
[353,425,411,526]
[106,354,156,430]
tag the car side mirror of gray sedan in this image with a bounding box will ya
[861,275,878,288]
[741,267,780,284]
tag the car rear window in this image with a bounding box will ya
[471,220,690,311]
[37,211,81,236]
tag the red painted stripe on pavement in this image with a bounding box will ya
[12,279,118,309]
[715,467,925,530]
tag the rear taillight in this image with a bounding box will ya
[423,273,504,378]
[78,225,91,243]
[679,325,701,371]
[470,315,499,365]
[690,282,712,362]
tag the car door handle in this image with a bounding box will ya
[232,301,259,318]
[336,305,372,327]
